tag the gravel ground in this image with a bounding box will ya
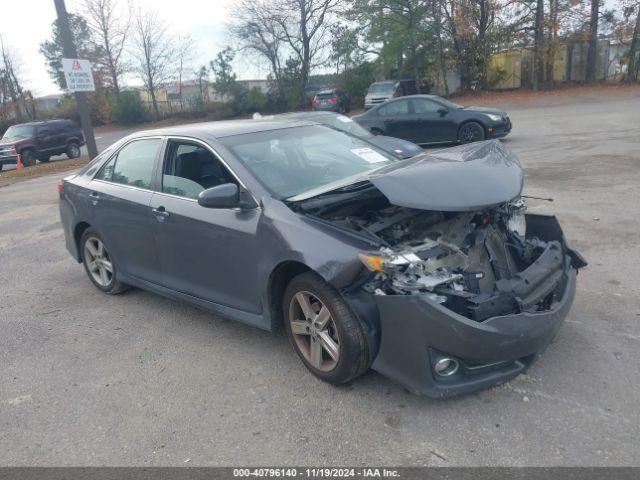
[0,88,639,466]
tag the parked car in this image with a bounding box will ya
[312,89,350,113]
[59,120,585,397]
[354,94,512,145]
[364,79,417,110]
[276,111,423,159]
[0,119,84,169]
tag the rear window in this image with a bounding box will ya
[316,92,337,100]
[96,138,161,189]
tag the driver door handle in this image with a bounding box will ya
[152,206,170,221]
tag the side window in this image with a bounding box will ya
[96,138,161,189]
[95,156,116,181]
[162,140,235,200]
[37,126,51,137]
[379,99,409,117]
[412,98,441,113]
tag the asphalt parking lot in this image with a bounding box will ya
[1,89,639,466]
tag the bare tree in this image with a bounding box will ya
[0,35,27,121]
[231,0,338,103]
[231,0,286,90]
[131,7,175,119]
[176,35,196,110]
[195,65,208,103]
[83,0,129,92]
[273,0,339,92]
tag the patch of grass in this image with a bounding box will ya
[0,156,89,188]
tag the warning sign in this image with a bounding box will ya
[61,58,96,92]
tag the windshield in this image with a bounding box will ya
[311,114,372,138]
[436,97,464,110]
[3,125,34,140]
[221,125,396,198]
[367,83,396,95]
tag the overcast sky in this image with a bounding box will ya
[3,0,269,97]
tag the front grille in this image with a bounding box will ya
[0,146,18,161]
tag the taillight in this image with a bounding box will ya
[329,97,337,103]
[312,96,317,104]
[57,181,63,195]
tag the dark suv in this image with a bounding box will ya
[0,119,85,170]
[312,89,350,113]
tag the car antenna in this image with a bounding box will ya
[522,195,554,202]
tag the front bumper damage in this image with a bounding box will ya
[369,213,585,397]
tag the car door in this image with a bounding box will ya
[149,138,262,314]
[35,125,56,153]
[88,137,164,283]
[377,99,413,140]
[409,98,455,143]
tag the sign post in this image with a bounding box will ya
[53,0,98,159]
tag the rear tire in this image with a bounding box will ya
[66,142,81,159]
[283,272,369,385]
[457,121,485,143]
[80,228,129,295]
[38,156,51,163]
[21,149,37,167]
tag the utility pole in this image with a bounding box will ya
[53,0,98,159]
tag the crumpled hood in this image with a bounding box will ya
[367,135,423,159]
[367,140,523,211]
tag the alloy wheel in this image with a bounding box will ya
[288,291,341,372]
[84,237,113,287]
[459,123,484,143]
[68,144,80,158]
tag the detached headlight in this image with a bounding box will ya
[486,113,503,122]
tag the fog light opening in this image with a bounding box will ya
[434,357,459,377]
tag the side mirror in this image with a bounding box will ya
[198,183,240,208]
[437,107,449,116]
[198,183,257,209]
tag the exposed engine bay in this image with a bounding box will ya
[293,184,570,322]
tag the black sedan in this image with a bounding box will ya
[275,111,423,159]
[353,94,512,145]
[59,120,584,397]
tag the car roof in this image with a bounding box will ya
[128,118,318,140]
[381,94,445,103]
[10,119,72,127]
[317,89,337,94]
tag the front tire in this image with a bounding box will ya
[21,149,37,167]
[38,156,51,163]
[80,228,129,294]
[458,121,485,143]
[283,272,369,385]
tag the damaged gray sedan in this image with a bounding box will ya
[59,120,586,397]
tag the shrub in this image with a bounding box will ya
[110,91,148,125]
